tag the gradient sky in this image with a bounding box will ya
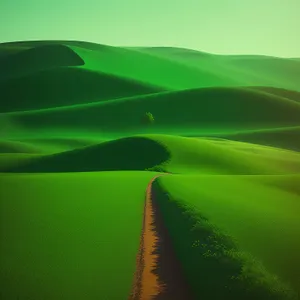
[1,0,299,57]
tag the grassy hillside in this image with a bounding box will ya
[146,135,300,175]
[3,135,300,176]
[2,87,300,140]
[0,67,162,112]
[2,136,170,173]
[0,171,157,300]
[221,127,300,152]
[1,40,300,299]
[1,40,300,92]
[0,44,164,112]
[248,87,300,103]
[130,46,300,92]
[0,153,42,172]
[0,44,84,80]
[154,174,300,298]
[0,139,42,154]
[0,137,101,154]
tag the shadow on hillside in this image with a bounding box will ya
[249,87,300,103]
[0,67,162,112]
[150,180,298,300]
[0,44,84,81]
[220,129,300,152]
[3,137,170,173]
[150,187,195,299]
[0,140,40,154]
[0,40,115,52]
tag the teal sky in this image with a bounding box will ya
[1,0,299,57]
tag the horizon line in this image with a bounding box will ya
[0,38,299,59]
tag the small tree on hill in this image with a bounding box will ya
[142,111,155,125]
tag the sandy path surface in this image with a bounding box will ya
[129,174,194,300]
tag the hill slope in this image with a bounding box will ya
[3,134,300,176]
[2,87,300,139]
[0,44,84,80]
[1,40,300,300]
[155,173,300,297]
[0,67,163,112]
[2,136,170,173]
[1,40,300,92]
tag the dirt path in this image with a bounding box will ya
[129,174,194,300]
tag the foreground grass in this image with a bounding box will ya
[0,171,158,300]
[154,174,300,298]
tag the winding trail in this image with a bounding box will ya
[129,174,194,300]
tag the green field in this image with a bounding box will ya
[1,40,300,299]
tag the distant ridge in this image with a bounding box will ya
[0,44,84,80]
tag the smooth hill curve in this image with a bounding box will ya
[71,44,241,90]
[0,44,84,80]
[127,47,300,92]
[1,41,300,91]
[229,56,300,75]
[0,140,41,154]
[144,134,300,175]
[226,58,300,92]
[0,40,114,52]
[3,137,170,173]
[0,137,100,154]
[4,133,300,176]
[128,46,215,59]
[0,68,163,112]
[4,87,300,134]
[248,87,300,103]
[0,45,30,57]
[221,127,300,152]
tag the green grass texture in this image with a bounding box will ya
[1,40,300,299]
[153,174,300,299]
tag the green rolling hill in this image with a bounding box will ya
[1,40,300,299]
